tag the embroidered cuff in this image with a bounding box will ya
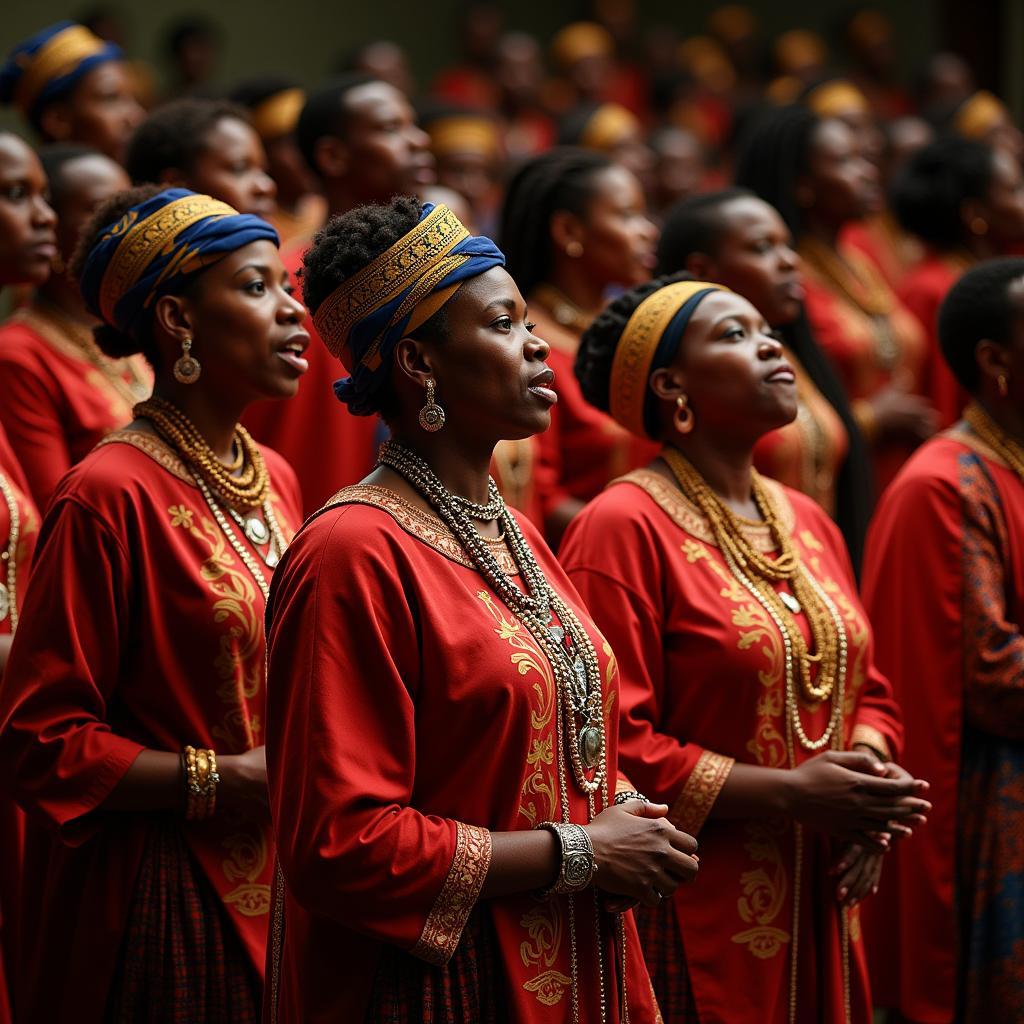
[669,750,735,836]
[615,775,638,796]
[410,822,492,966]
[851,724,892,763]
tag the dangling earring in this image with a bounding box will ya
[675,394,694,434]
[998,373,1009,397]
[173,335,201,384]
[566,241,584,258]
[418,378,445,431]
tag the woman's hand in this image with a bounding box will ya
[585,800,699,908]
[830,842,884,907]
[786,750,930,848]
[216,745,270,820]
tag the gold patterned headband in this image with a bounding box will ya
[609,280,725,438]
[428,117,501,159]
[806,80,870,118]
[313,203,470,364]
[954,91,1007,140]
[99,194,237,325]
[251,88,305,140]
[15,25,108,114]
[581,103,641,151]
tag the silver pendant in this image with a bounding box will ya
[264,548,280,568]
[0,582,8,622]
[244,516,270,546]
[579,725,602,768]
[548,624,565,645]
[570,658,589,712]
[780,591,801,615]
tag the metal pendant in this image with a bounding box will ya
[244,516,270,546]
[548,624,565,645]
[780,591,801,615]
[579,725,602,769]
[0,582,8,622]
[570,657,589,712]
[264,547,280,568]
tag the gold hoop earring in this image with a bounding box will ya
[173,336,201,384]
[418,378,445,431]
[998,373,1009,397]
[566,241,584,258]
[675,394,694,434]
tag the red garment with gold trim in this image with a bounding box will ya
[0,425,39,1024]
[0,312,151,510]
[896,254,970,430]
[560,470,902,1024]
[263,485,661,1023]
[532,302,659,516]
[243,246,381,516]
[862,433,1024,1021]
[0,431,300,1023]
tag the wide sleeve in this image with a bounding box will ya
[0,344,72,510]
[0,495,145,841]
[264,508,492,966]
[561,505,733,836]
[959,470,1024,737]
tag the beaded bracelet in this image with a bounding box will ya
[182,744,220,820]
[536,821,596,896]
[613,790,648,806]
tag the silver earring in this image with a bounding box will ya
[173,336,201,384]
[418,378,445,431]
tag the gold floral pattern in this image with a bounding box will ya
[221,826,271,916]
[520,902,572,1006]
[411,822,492,966]
[731,820,791,959]
[669,750,735,836]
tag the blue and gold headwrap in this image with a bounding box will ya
[313,202,505,416]
[79,188,280,339]
[609,280,728,439]
[0,21,123,119]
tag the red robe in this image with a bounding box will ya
[532,301,659,517]
[0,426,39,1024]
[560,468,902,1024]
[896,254,971,430]
[243,246,381,516]
[263,484,662,1023]
[862,431,1024,1021]
[0,430,301,1023]
[0,308,151,510]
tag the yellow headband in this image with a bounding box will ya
[551,22,614,69]
[99,194,236,325]
[250,87,304,140]
[954,91,1007,140]
[15,24,108,114]
[581,103,640,151]
[806,79,870,118]
[428,117,501,159]
[312,203,470,365]
[609,280,725,437]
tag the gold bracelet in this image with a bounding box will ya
[183,744,220,820]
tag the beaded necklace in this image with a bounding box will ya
[377,439,614,1024]
[0,475,20,631]
[965,402,1024,482]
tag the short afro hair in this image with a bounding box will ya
[575,273,692,427]
[125,98,251,185]
[295,74,378,177]
[656,187,757,275]
[301,195,448,419]
[891,137,994,249]
[938,257,1024,392]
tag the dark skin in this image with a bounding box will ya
[36,153,130,325]
[961,149,1024,259]
[103,239,309,820]
[545,164,658,539]
[975,277,1024,446]
[363,266,700,905]
[314,82,435,218]
[37,61,144,165]
[159,115,277,219]
[799,117,938,444]
[0,134,57,671]
[641,289,931,905]
[264,133,319,213]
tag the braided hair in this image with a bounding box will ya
[499,147,612,297]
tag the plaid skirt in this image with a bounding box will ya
[636,897,700,1022]
[366,906,508,1023]
[105,822,261,1023]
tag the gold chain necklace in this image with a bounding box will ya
[0,474,21,632]
[965,402,1024,482]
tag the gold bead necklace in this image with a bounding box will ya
[0,474,21,632]
[965,401,1024,483]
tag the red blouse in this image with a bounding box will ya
[0,307,151,510]
[243,246,381,516]
[560,469,902,1024]
[264,485,660,1023]
[0,431,300,1023]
